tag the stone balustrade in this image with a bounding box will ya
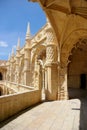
[5,81,34,92]
[0,89,41,122]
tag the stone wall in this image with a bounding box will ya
[0,90,41,122]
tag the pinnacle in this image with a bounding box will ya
[11,47,14,57]
[17,37,20,50]
[26,22,31,40]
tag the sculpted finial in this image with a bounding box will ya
[8,53,10,60]
[11,47,14,57]
[17,37,20,50]
[26,22,31,40]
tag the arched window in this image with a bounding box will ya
[0,72,3,80]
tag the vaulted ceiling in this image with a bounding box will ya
[30,0,87,46]
[30,0,87,18]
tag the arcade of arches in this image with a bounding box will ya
[30,0,87,100]
[1,26,87,100]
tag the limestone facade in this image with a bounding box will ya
[4,21,58,100]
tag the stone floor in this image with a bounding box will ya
[0,96,87,130]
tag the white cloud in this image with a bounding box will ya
[0,41,8,47]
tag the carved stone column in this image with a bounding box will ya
[9,63,11,82]
[10,56,15,82]
[23,42,31,86]
[58,66,68,100]
[57,51,69,100]
[15,53,20,84]
[6,61,10,81]
[19,55,24,84]
[33,56,42,90]
[45,28,58,100]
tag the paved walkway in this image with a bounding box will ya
[0,96,87,130]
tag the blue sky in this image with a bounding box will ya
[0,0,46,60]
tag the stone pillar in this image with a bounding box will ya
[15,37,20,84]
[3,70,6,81]
[9,63,11,82]
[6,61,10,81]
[23,22,32,86]
[10,57,15,82]
[41,67,45,99]
[58,66,68,100]
[45,67,47,92]
[6,54,11,81]
[42,68,45,91]
[19,55,24,84]
[23,44,31,86]
[9,48,15,82]
[33,56,42,90]
[45,28,58,100]
[15,55,20,84]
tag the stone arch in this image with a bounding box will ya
[58,29,87,100]
[31,45,46,100]
[31,45,46,63]
[61,29,87,67]
[0,72,3,80]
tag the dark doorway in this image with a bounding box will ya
[80,74,86,89]
[0,72,3,80]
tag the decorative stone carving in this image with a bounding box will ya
[46,45,57,64]
[46,28,55,44]
[46,28,57,65]
[33,56,39,88]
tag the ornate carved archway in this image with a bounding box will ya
[32,45,46,88]
[67,38,87,98]
[58,29,87,100]
[61,29,87,67]
[31,45,46,63]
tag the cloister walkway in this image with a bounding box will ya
[0,95,87,130]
